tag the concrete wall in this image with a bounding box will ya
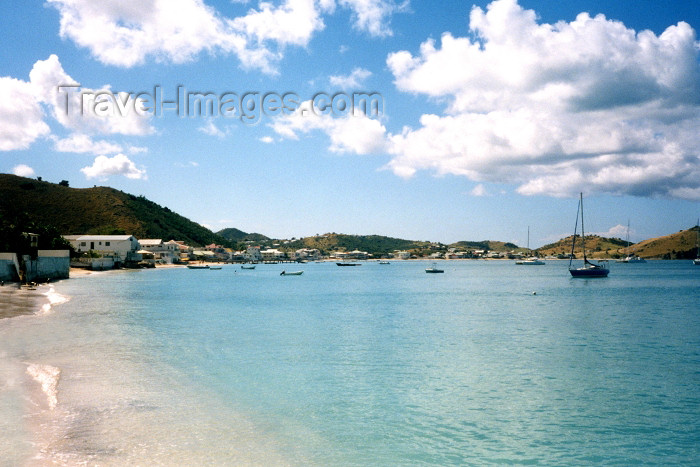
[22,250,70,282]
[0,252,20,282]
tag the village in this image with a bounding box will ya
[1,232,545,283]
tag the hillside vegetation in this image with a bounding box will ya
[537,235,628,258]
[631,226,699,259]
[0,174,232,247]
[217,227,269,243]
[282,233,437,256]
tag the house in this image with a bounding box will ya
[63,235,142,264]
[295,248,321,261]
[260,248,286,261]
[394,251,411,260]
[244,246,262,262]
[138,239,180,264]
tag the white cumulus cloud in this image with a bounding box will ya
[330,67,372,89]
[47,0,403,73]
[53,133,123,155]
[384,0,700,200]
[12,164,36,177]
[81,154,147,180]
[0,77,50,150]
[270,99,387,155]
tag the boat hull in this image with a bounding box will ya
[569,268,609,277]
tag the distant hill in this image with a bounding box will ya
[537,235,627,258]
[0,174,233,247]
[537,227,700,259]
[631,226,699,259]
[449,240,521,252]
[217,227,269,243]
[282,233,437,257]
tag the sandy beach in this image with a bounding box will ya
[0,284,45,320]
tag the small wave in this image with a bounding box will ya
[40,286,70,315]
[26,363,61,410]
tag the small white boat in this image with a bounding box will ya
[280,270,303,276]
[425,263,444,273]
[515,227,544,265]
[241,265,256,270]
[616,221,646,263]
[378,261,390,264]
[515,257,545,265]
[209,266,222,270]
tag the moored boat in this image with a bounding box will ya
[425,263,444,273]
[336,262,361,266]
[515,226,544,265]
[569,193,609,278]
[280,270,303,276]
[187,264,210,269]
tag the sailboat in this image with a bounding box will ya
[617,220,646,263]
[569,193,609,277]
[694,219,700,266]
[515,226,544,265]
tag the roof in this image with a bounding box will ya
[63,235,135,241]
[138,239,163,246]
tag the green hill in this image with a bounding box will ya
[281,233,438,257]
[448,240,521,252]
[217,227,269,243]
[537,235,629,258]
[0,174,233,247]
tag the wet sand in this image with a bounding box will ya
[0,285,45,320]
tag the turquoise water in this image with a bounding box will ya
[1,260,699,465]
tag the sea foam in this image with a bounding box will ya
[40,286,69,314]
[26,363,61,410]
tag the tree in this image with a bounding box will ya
[59,180,69,187]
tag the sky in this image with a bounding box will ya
[1,0,699,248]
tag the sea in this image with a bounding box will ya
[1,260,699,466]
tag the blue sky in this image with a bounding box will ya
[1,0,699,247]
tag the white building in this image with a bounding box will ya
[295,248,321,261]
[244,246,262,262]
[138,239,180,264]
[261,248,285,261]
[394,250,411,260]
[63,235,142,263]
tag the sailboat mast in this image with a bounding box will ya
[527,226,530,252]
[580,193,586,262]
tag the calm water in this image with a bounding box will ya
[1,260,699,465]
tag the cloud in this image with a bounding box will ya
[1,55,153,152]
[197,120,228,138]
[53,133,123,155]
[384,0,700,200]
[30,55,153,136]
[0,77,50,150]
[470,184,487,197]
[12,164,36,177]
[259,136,274,143]
[330,67,372,89]
[47,0,402,73]
[339,0,404,37]
[593,224,628,239]
[81,154,146,180]
[270,99,387,155]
